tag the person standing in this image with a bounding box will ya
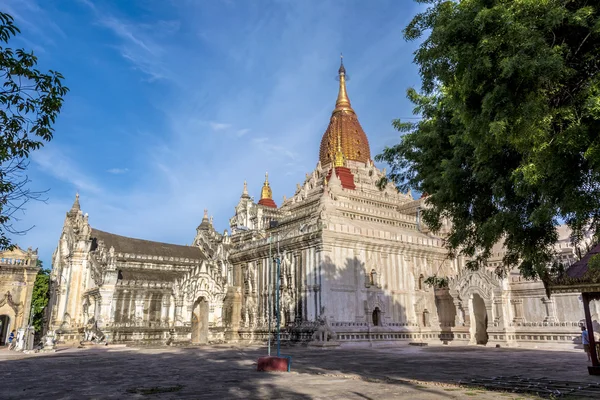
[582,326,591,362]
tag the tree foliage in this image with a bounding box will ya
[31,260,49,334]
[0,11,68,250]
[377,0,600,280]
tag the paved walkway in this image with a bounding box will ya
[1,343,599,399]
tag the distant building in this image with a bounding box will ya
[0,246,39,345]
[48,59,596,349]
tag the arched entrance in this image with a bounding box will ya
[0,315,10,345]
[372,307,381,326]
[191,297,209,345]
[472,294,488,345]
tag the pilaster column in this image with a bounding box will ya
[493,298,504,327]
[468,294,476,344]
[542,297,558,323]
[174,298,184,327]
[453,299,465,326]
[161,295,170,327]
[134,294,145,326]
[97,288,115,329]
[511,299,525,323]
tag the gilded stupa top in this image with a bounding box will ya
[258,172,277,208]
[319,55,371,166]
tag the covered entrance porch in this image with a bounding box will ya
[548,243,600,375]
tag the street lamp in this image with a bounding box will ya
[258,221,306,371]
[271,223,307,357]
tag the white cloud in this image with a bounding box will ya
[7,0,422,267]
[107,168,129,174]
[252,137,268,144]
[32,147,103,195]
[209,122,231,131]
[81,3,178,83]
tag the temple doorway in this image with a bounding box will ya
[191,297,209,344]
[472,294,488,345]
[0,315,10,345]
[372,307,381,326]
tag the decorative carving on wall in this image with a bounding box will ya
[0,291,22,316]
[81,316,106,344]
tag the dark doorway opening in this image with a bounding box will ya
[372,307,381,327]
[473,294,489,345]
[0,315,10,345]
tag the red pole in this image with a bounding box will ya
[582,293,599,367]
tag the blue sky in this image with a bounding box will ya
[3,0,424,267]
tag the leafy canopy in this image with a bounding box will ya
[377,0,600,280]
[0,12,68,249]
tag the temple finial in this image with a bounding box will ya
[334,54,352,113]
[203,209,208,220]
[261,172,272,200]
[242,180,250,198]
[70,192,81,212]
[258,171,277,208]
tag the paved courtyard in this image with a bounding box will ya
[1,343,600,399]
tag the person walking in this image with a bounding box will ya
[7,330,15,350]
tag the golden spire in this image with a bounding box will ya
[334,130,346,167]
[334,53,353,114]
[260,172,273,200]
[318,55,372,166]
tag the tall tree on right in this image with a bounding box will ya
[377,0,600,282]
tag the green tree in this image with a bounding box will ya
[0,11,68,250]
[377,0,600,282]
[31,259,50,334]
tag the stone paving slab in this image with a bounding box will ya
[0,344,597,399]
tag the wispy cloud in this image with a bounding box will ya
[209,122,231,131]
[79,0,177,82]
[252,137,268,144]
[32,147,103,195]
[7,0,423,267]
[107,168,129,174]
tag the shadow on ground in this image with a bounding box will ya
[0,344,598,399]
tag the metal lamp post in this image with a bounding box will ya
[275,255,281,357]
[263,223,306,359]
[267,234,272,356]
